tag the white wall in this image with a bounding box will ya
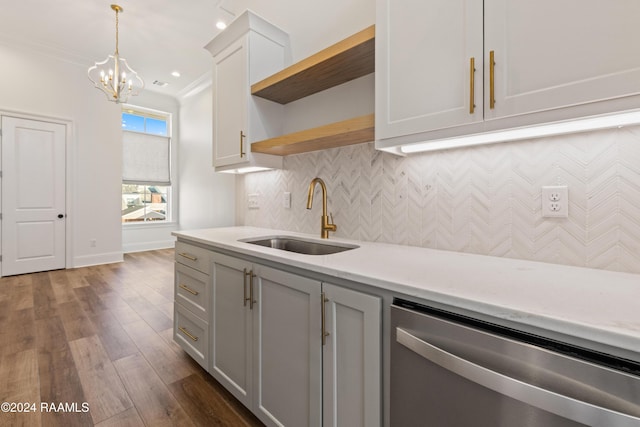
[178,83,236,230]
[237,0,374,62]
[0,41,123,267]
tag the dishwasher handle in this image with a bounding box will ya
[396,327,640,427]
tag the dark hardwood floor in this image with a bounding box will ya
[0,249,264,427]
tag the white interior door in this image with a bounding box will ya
[1,116,66,276]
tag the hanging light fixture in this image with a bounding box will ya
[88,4,144,103]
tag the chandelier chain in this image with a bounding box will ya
[114,8,119,55]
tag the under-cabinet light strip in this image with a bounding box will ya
[401,110,640,154]
[218,166,273,174]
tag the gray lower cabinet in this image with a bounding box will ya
[210,252,322,426]
[203,251,382,427]
[173,243,211,369]
[322,283,381,427]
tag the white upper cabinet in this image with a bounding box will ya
[205,10,289,172]
[376,0,483,140]
[376,0,640,152]
[212,38,249,167]
[485,0,640,121]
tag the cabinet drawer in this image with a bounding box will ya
[175,241,210,274]
[175,263,210,319]
[174,303,208,369]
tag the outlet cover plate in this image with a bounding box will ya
[248,193,260,209]
[541,186,568,218]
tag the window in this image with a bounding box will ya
[121,108,172,223]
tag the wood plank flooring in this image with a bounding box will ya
[0,249,263,427]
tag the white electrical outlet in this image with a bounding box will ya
[248,193,260,209]
[541,186,568,218]
[283,192,291,209]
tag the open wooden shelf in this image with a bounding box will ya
[251,25,375,104]
[251,114,374,156]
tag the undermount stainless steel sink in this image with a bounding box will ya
[240,236,358,255]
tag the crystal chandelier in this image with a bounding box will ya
[88,4,144,103]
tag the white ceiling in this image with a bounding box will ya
[0,0,232,98]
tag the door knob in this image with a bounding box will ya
[57,214,64,219]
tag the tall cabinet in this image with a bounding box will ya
[376,0,640,151]
[205,10,289,172]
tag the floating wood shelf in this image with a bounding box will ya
[251,114,374,156]
[251,25,375,104]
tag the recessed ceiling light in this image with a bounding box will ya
[171,71,181,78]
[216,21,227,30]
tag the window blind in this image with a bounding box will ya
[122,131,171,185]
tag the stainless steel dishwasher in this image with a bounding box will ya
[390,298,640,427]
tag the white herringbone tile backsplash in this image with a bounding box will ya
[242,125,640,274]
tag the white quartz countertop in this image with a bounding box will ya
[173,226,640,360]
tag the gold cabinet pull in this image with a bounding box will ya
[240,130,246,157]
[489,50,496,109]
[249,271,257,310]
[321,292,330,346]
[179,283,199,296]
[469,57,476,114]
[243,268,251,307]
[178,252,198,261]
[179,326,199,342]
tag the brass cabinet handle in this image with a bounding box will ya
[240,130,246,157]
[249,271,257,310]
[243,268,250,307]
[321,292,330,346]
[489,50,496,109]
[469,57,476,114]
[179,326,199,342]
[178,252,198,261]
[179,283,199,296]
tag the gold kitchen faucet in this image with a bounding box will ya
[306,177,337,239]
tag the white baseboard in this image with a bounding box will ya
[72,251,124,268]
[123,238,176,254]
